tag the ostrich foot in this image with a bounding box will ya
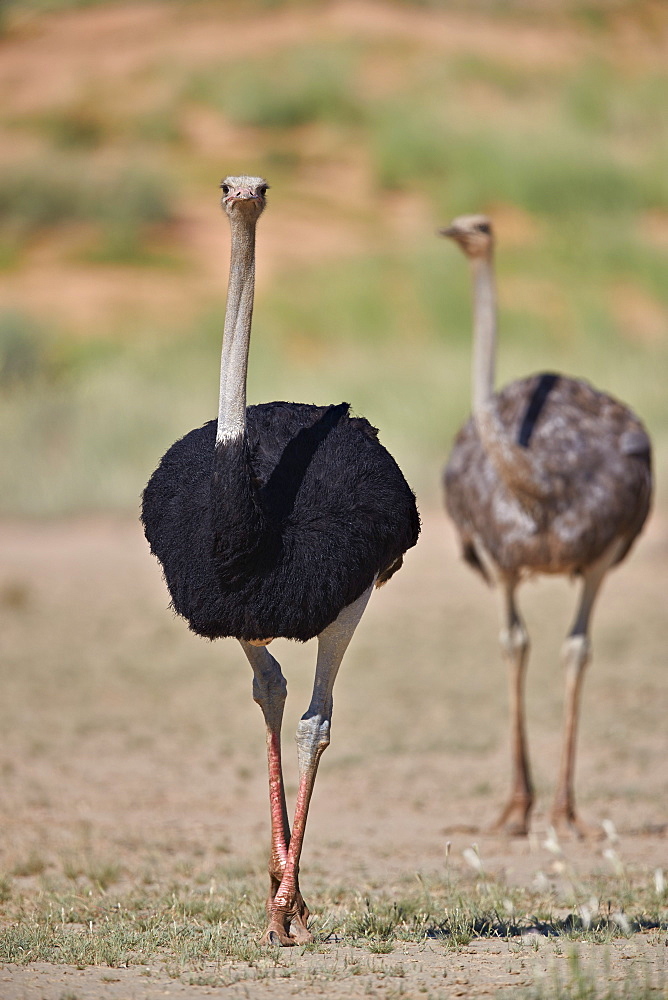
[261,892,312,947]
[489,794,533,837]
[261,921,312,947]
[550,807,603,841]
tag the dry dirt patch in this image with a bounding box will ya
[0,513,666,997]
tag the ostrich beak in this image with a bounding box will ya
[227,188,261,204]
[438,226,458,239]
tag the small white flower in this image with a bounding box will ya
[601,818,619,843]
[654,868,665,896]
[543,826,562,856]
[463,846,484,874]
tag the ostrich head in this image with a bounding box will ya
[439,214,493,259]
[220,175,269,222]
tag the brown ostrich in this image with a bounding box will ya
[440,214,652,837]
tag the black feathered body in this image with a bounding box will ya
[142,401,420,641]
[444,374,652,581]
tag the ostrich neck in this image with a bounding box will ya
[211,208,273,584]
[469,253,548,506]
[216,214,257,445]
[471,254,497,415]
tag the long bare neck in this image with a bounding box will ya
[468,250,549,506]
[216,214,257,445]
[470,253,497,415]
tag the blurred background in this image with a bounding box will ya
[0,6,667,953]
[0,0,666,515]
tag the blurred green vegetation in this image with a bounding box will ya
[0,0,666,515]
[186,44,362,129]
[0,159,175,262]
[1,0,657,20]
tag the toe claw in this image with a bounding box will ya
[260,922,298,947]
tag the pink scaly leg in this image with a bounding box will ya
[551,545,619,839]
[263,584,373,946]
[490,577,534,836]
[239,643,308,930]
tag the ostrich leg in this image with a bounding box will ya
[491,577,533,835]
[263,584,373,946]
[551,546,619,838]
[240,642,307,931]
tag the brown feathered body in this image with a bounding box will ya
[444,372,652,582]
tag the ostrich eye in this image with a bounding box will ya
[258,184,268,197]
[477,222,490,234]
[220,183,230,195]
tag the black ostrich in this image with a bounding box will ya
[142,176,420,945]
[439,215,652,838]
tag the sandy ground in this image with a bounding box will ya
[0,511,666,997]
